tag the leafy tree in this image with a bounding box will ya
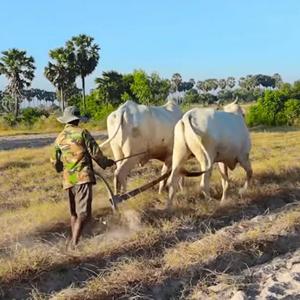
[23,89,57,103]
[246,89,289,126]
[233,87,262,103]
[95,71,124,106]
[184,88,199,104]
[203,79,218,92]
[226,77,236,89]
[0,93,15,113]
[273,73,283,88]
[178,78,195,92]
[149,72,171,104]
[44,47,77,111]
[130,70,152,104]
[121,73,136,101]
[239,75,256,90]
[290,80,300,99]
[284,99,300,125]
[84,89,115,121]
[218,79,227,90]
[0,49,35,117]
[253,74,276,88]
[217,89,233,103]
[67,34,100,111]
[196,80,205,93]
[171,73,182,92]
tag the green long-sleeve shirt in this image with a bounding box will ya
[52,124,109,189]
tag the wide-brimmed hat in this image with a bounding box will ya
[57,106,81,124]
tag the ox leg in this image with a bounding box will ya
[185,135,215,200]
[114,157,140,194]
[114,167,122,194]
[166,142,191,209]
[200,169,212,199]
[110,144,124,194]
[158,160,172,194]
[191,146,214,200]
[178,176,184,192]
[238,155,253,195]
[218,162,229,204]
[167,169,180,209]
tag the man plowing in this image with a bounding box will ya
[51,106,115,249]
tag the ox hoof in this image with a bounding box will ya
[165,203,173,212]
[239,187,247,196]
[219,199,231,207]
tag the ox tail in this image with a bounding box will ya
[185,114,212,173]
[99,111,124,148]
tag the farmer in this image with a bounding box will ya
[51,106,115,249]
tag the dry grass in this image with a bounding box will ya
[0,117,105,137]
[1,128,300,299]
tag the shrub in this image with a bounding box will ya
[283,99,300,125]
[21,107,49,126]
[246,89,289,126]
[31,114,63,131]
[3,113,19,127]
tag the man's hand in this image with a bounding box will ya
[55,160,64,173]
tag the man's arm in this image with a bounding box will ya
[50,139,63,173]
[82,130,114,169]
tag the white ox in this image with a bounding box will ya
[167,100,252,208]
[100,99,182,194]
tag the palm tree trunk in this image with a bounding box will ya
[81,75,86,112]
[14,94,19,118]
[60,89,65,111]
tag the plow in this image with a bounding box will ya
[95,163,204,212]
[95,170,171,211]
[94,151,205,211]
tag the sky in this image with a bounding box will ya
[0,0,300,92]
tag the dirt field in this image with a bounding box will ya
[1,128,300,299]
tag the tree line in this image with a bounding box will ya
[0,33,286,119]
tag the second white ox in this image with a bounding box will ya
[167,100,252,208]
[100,99,182,194]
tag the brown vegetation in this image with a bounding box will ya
[1,128,300,299]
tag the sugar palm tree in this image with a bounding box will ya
[67,34,100,111]
[44,47,76,111]
[95,71,124,106]
[0,49,35,117]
